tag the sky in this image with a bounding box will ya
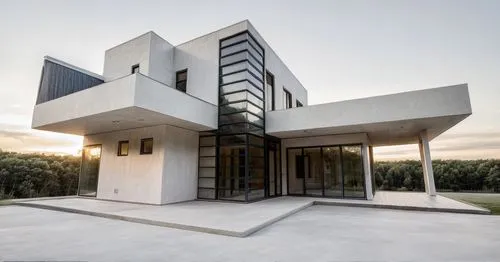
[0,0,499,160]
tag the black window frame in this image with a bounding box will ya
[140,138,154,155]
[265,71,275,111]
[283,88,292,109]
[296,99,303,107]
[131,64,140,74]
[117,140,129,156]
[176,69,188,92]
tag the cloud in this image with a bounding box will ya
[374,132,500,160]
[0,126,82,155]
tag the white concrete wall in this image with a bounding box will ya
[161,125,199,204]
[174,21,248,105]
[134,73,218,129]
[281,133,370,195]
[32,74,136,129]
[148,32,175,86]
[173,20,308,108]
[246,22,308,110]
[85,124,201,205]
[103,32,152,82]
[267,84,471,135]
[32,73,218,135]
[85,125,167,204]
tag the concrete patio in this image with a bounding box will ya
[2,204,499,262]
[14,191,490,237]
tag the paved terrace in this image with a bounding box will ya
[15,191,489,237]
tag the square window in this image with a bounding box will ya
[140,138,153,155]
[296,100,303,107]
[131,64,140,74]
[176,69,188,92]
[117,140,129,156]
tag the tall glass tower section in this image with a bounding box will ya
[216,31,266,201]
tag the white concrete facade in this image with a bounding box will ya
[31,20,471,204]
[85,125,198,205]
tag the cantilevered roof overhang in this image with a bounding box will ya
[32,73,218,135]
[266,84,472,146]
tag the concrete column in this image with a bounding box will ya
[419,130,436,196]
[369,146,375,197]
[362,144,374,200]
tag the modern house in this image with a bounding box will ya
[32,20,472,204]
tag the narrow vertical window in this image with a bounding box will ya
[283,88,292,109]
[265,71,275,111]
[131,64,140,74]
[296,100,303,107]
[117,141,129,156]
[140,138,153,155]
[176,69,188,92]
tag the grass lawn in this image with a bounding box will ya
[441,192,500,215]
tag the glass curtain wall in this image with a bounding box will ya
[198,131,217,199]
[266,139,281,197]
[216,31,266,202]
[78,145,102,197]
[287,145,366,199]
[304,148,323,196]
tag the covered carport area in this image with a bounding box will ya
[265,84,472,199]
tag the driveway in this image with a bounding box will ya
[1,205,499,261]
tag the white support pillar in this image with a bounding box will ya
[419,130,436,196]
[362,144,374,200]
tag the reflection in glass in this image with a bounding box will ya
[323,146,342,197]
[247,35,264,56]
[221,61,247,75]
[265,72,274,111]
[342,145,365,198]
[221,71,246,85]
[78,145,101,197]
[276,143,282,195]
[304,148,322,196]
[287,148,304,194]
[267,140,280,197]
[218,146,246,201]
[269,150,275,196]
[216,32,266,202]
[221,33,248,48]
[220,42,248,57]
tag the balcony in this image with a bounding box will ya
[32,57,218,135]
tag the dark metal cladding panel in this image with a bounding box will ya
[36,60,104,104]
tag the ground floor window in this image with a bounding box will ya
[78,144,102,197]
[287,144,366,199]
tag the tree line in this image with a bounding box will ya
[374,159,500,192]
[0,150,80,199]
[1,149,499,200]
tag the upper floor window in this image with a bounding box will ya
[176,69,188,92]
[131,64,140,74]
[117,141,129,156]
[140,138,153,155]
[283,88,292,109]
[296,100,303,107]
[265,71,275,111]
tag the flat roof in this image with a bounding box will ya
[266,84,472,146]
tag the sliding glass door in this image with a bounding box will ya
[304,148,322,196]
[323,146,343,198]
[342,146,365,198]
[78,145,102,197]
[287,144,366,199]
[266,139,281,197]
